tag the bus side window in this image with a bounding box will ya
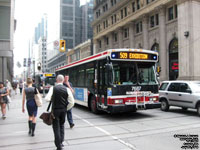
[86,62,94,87]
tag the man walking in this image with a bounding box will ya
[63,75,75,128]
[51,74,74,150]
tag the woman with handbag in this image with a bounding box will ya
[0,82,9,119]
[22,78,38,136]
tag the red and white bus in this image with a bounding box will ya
[56,49,161,113]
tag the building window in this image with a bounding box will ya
[106,37,109,45]
[150,16,154,28]
[156,14,159,25]
[99,40,101,48]
[136,21,142,33]
[124,28,129,38]
[146,0,150,4]
[114,33,118,42]
[111,0,116,6]
[132,2,135,12]
[150,14,159,28]
[111,16,114,24]
[124,7,127,17]
[168,7,174,21]
[137,0,140,10]
[103,4,108,12]
[121,9,123,19]
[114,14,117,23]
[106,20,108,27]
[175,5,178,18]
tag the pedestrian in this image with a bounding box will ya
[19,79,23,94]
[22,77,38,136]
[5,79,12,96]
[63,75,75,128]
[0,82,9,119]
[51,74,74,150]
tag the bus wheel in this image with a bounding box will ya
[90,96,99,114]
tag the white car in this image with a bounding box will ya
[159,81,200,116]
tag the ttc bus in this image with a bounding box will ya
[56,49,161,113]
[35,73,56,93]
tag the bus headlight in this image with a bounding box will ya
[115,99,123,104]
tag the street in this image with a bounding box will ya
[0,92,200,150]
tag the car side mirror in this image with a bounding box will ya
[186,89,192,94]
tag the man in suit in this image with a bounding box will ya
[51,74,74,150]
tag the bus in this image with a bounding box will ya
[35,73,56,93]
[56,49,161,114]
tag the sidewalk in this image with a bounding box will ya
[0,92,59,150]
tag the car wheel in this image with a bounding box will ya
[197,104,200,116]
[161,100,169,111]
[182,107,188,111]
[90,96,99,114]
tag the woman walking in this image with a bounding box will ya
[22,78,38,136]
[0,82,9,119]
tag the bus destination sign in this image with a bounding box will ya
[111,52,157,61]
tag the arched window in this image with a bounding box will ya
[151,43,160,68]
[169,38,178,80]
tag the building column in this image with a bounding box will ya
[159,6,168,81]
[142,15,149,49]
[109,32,113,49]
[129,22,135,48]
[177,0,200,80]
[93,39,98,54]
[2,57,7,82]
[118,28,123,48]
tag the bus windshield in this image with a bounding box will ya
[44,77,56,85]
[112,61,157,85]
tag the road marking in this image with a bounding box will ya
[74,114,138,150]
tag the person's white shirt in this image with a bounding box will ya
[45,83,74,111]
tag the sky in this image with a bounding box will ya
[14,0,88,76]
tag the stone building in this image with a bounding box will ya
[92,0,200,81]
[0,0,15,82]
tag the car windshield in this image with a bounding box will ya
[112,61,157,85]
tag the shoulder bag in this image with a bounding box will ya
[34,88,42,107]
[39,87,55,125]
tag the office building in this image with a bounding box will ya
[92,0,200,81]
[0,0,15,82]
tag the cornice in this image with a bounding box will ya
[177,0,200,4]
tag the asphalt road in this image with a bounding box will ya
[0,92,200,150]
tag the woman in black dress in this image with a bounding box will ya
[22,78,38,136]
[0,82,9,119]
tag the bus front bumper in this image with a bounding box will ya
[107,102,161,114]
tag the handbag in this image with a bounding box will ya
[39,100,54,125]
[34,88,42,107]
[7,95,12,103]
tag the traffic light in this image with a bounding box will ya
[59,40,66,52]
[23,58,26,67]
[37,63,41,71]
[157,66,161,73]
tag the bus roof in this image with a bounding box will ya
[56,49,158,72]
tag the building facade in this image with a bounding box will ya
[92,0,200,81]
[34,14,48,44]
[0,0,15,82]
[47,0,94,73]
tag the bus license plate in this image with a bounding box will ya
[125,102,135,105]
